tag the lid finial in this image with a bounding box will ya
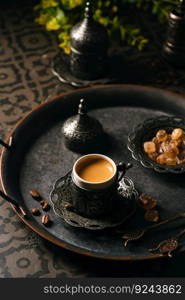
[78,99,87,115]
[175,0,185,14]
[179,0,185,8]
[84,0,93,19]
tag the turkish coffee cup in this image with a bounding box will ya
[71,154,132,218]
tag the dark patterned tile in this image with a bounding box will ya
[15,31,54,53]
[0,63,22,88]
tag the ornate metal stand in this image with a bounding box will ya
[50,172,138,230]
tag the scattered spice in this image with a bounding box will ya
[40,200,50,211]
[29,190,53,227]
[29,189,41,200]
[145,210,159,223]
[138,194,157,210]
[42,214,51,226]
[31,208,41,216]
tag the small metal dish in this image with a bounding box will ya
[127,116,185,174]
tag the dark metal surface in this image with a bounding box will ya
[2,85,185,260]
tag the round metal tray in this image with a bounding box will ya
[1,84,185,261]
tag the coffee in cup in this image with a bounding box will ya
[72,154,117,191]
[76,156,115,183]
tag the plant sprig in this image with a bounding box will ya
[34,0,179,53]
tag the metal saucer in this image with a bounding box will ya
[50,171,138,230]
[51,53,117,88]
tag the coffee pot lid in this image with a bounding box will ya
[62,99,104,152]
[70,0,109,53]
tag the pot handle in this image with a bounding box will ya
[0,190,27,217]
[117,162,132,183]
[0,137,12,149]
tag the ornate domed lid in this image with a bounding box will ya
[70,0,109,53]
[62,99,104,152]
